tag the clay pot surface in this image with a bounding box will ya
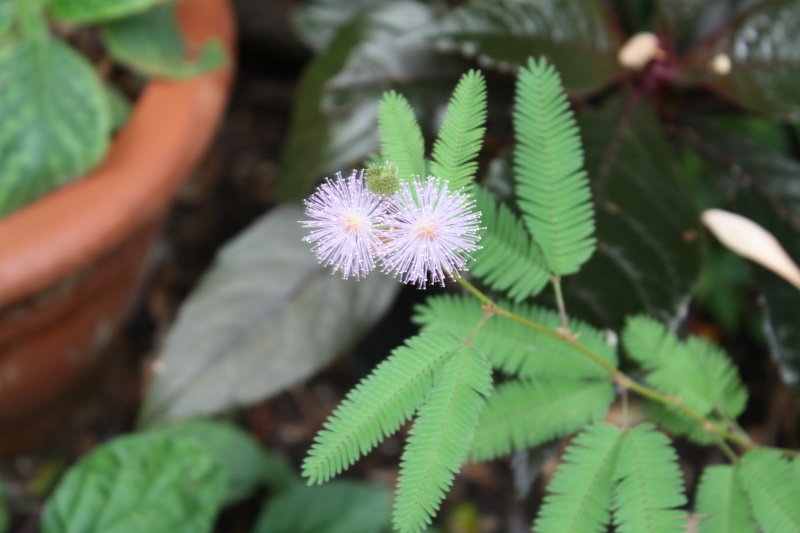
[0,0,235,440]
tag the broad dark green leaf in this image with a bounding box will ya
[0,480,7,533]
[278,1,471,201]
[157,419,298,504]
[681,0,800,120]
[561,97,703,329]
[0,37,109,217]
[138,205,399,427]
[105,84,132,133]
[252,481,392,533]
[680,120,800,390]
[426,0,622,93]
[292,0,392,52]
[0,2,13,38]
[48,0,169,23]
[41,433,227,533]
[102,5,224,79]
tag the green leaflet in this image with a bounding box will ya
[378,91,426,184]
[414,294,617,380]
[428,70,487,193]
[393,345,492,533]
[102,4,225,80]
[612,424,687,533]
[469,187,550,301]
[533,422,622,533]
[302,331,461,485]
[737,448,800,533]
[513,57,596,276]
[470,378,614,462]
[695,465,757,533]
[622,315,748,418]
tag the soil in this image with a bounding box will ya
[2,3,798,532]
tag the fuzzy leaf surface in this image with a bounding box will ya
[695,465,757,533]
[0,37,109,216]
[414,294,617,380]
[513,57,596,276]
[378,91,426,183]
[302,330,461,485]
[253,480,391,533]
[41,433,227,533]
[139,205,399,427]
[48,0,169,23]
[429,70,487,192]
[682,0,800,121]
[469,187,549,301]
[533,422,622,533]
[737,448,800,533]
[427,0,621,93]
[394,346,492,533]
[612,424,687,533]
[102,5,224,79]
[471,378,614,461]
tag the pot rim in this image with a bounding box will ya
[0,0,235,308]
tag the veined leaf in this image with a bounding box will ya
[469,186,549,301]
[41,433,227,533]
[0,37,109,216]
[48,0,170,23]
[513,57,596,276]
[612,424,687,533]
[565,98,703,329]
[427,0,621,93]
[695,465,757,533]
[682,0,800,121]
[622,315,747,418]
[533,422,622,533]
[378,91,426,183]
[303,330,462,485]
[102,5,225,80]
[414,294,617,380]
[393,346,492,533]
[292,0,393,52]
[138,206,399,427]
[737,448,800,533]
[471,378,614,461]
[429,70,487,192]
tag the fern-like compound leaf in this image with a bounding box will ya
[737,448,800,533]
[414,294,617,380]
[429,69,487,192]
[695,465,757,533]
[393,346,492,533]
[471,378,614,462]
[612,424,687,533]
[302,331,462,485]
[513,57,596,275]
[533,422,622,533]
[469,187,549,301]
[622,315,747,418]
[642,402,718,446]
[378,91,426,183]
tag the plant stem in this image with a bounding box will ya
[551,276,569,331]
[455,276,756,453]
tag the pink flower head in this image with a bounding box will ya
[381,177,482,288]
[301,170,386,279]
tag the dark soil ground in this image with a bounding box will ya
[2,2,798,532]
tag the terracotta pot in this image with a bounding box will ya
[0,0,235,444]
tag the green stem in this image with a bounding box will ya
[455,276,756,454]
[551,276,569,331]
